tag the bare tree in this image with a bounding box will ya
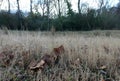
[37,0,54,30]
[57,0,61,18]
[52,0,67,17]
[30,0,33,13]
[16,0,23,29]
[0,0,3,10]
[37,0,67,29]
[7,0,10,13]
[78,0,81,14]
[16,0,20,12]
[37,0,46,16]
[97,0,109,14]
[46,0,50,30]
[99,0,103,14]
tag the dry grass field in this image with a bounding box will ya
[0,30,120,81]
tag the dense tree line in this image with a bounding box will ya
[0,0,120,31]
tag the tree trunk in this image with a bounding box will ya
[16,0,23,30]
[8,0,10,13]
[17,0,20,12]
[46,0,50,30]
[78,0,81,14]
[30,0,33,13]
[58,0,61,18]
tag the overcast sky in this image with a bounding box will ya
[0,0,119,12]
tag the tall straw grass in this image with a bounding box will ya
[0,30,120,81]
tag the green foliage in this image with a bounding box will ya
[0,4,120,31]
[0,11,16,29]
